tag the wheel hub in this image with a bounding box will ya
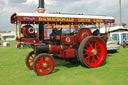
[92,49,97,55]
[43,63,47,68]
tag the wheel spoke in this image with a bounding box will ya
[85,45,89,49]
[95,45,100,49]
[47,65,51,68]
[44,56,47,61]
[84,54,91,62]
[91,40,95,48]
[28,63,33,66]
[40,57,44,62]
[91,59,93,63]
[36,64,42,69]
[44,57,49,62]
[48,62,52,65]
[88,57,91,63]
[88,42,93,49]
[39,68,43,72]
[30,55,34,58]
[83,52,88,55]
[84,56,89,60]
[36,60,41,64]
[97,50,101,53]
[29,58,33,61]
[85,44,92,50]
[91,56,94,63]
[46,59,50,64]
[45,69,49,73]
[95,42,98,48]
[94,42,100,49]
[95,55,99,60]
[29,60,33,63]
[97,53,101,55]
[93,56,97,63]
[38,68,41,72]
[96,54,101,59]
[42,68,45,72]
[84,49,89,52]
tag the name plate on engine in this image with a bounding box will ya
[61,36,77,44]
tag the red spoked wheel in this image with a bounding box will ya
[33,53,54,75]
[25,51,35,70]
[78,36,106,67]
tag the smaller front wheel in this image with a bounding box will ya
[25,51,35,70]
[33,53,55,75]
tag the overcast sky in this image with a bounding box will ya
[0,0,127,31]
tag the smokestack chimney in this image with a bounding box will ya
[37,0,45,13]
[38,0,45,42]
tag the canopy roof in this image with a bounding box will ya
[11,13,115,24]
[91,26,128,34]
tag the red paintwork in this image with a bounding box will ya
[50,45,61,54]
[60,49,75,58]
[10,13,16,24]
[11,15,115,24]
[35,55,54,75]
[83,37,106,67]
[37,32,46,40]
[78,28,92,43]
[21,38,41,45]
[50,45,75,58]
[21,25,35,37]
[16,36,42,45]
[16,16,115,23]
[37,32,39,38]
[16,37,21,41]
[101,34,108,42]
[56,35,60,40]
[61,35,77,44]
[50,45,68,54]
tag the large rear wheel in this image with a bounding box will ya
[78,36,106,68]
[33,53,55,75]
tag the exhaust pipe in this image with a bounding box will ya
[38,0,44,8]
[37,0,45,13]
[37,0,45,42]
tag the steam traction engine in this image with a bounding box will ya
[10,0,115,75]
[11,13,115,75]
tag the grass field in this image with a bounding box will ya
[0,41,128,85]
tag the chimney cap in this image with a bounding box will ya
[37,8,46,13]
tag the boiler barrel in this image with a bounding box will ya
[35,45,66,54]
[35,45,49,55]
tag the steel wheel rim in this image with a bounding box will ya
[35,56,54,75]
[27,53,34,69]
[83,38,106,67]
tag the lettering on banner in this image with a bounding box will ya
[39,17,74,22]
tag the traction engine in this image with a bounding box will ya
[10,0,115,75]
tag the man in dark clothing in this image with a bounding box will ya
[93,29,100,36]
